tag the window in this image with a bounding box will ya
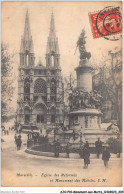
[51,56,54,66]
[24,78,30,94]
[51,107,56,123]
[51,79,56,95]
[25,115,30,124]
[34,78,46,94]
[37,115,44,123]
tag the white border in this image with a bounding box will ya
[0,0,123,193]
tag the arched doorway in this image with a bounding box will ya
[33,103,47,124]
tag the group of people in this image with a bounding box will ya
[14,133,22,150]
[27,131,49,147]
[2,126,13,135]
[81,139,111,169]
[81,138,111,169]
[54,138,111,169]
[27,131,39,144]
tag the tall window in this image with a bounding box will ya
[51,55,54,66]
[34,78,46,94]
[51,107,56,123]
[51,79,56,95]
[24,78,30,94]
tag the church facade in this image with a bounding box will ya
[17,11,64,131]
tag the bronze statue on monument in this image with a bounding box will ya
[75,29,91,61]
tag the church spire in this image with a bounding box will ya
[20,10,35,67]
[46,12,59,55]
[24,10,31,42]
[20,10,34,53]
[49,12,56,38]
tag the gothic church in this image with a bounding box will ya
[17,11,64,131]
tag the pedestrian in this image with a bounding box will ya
[16,136,22,150]
[95,138,103,158]
[102,147,111,168]
[14,133,17,142]
[14,133,17,150]
[83,146,90,169]
[54,139,60,157]
[2,128,5,135]
[66,143,70,158]
[79,145,84,158]
[18,133,21,139]
[84,141,89,149]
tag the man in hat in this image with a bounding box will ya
[95,138,103,158]
[102,147,111,168]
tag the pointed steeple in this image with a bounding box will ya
[20,10,34,54]
[49,12,56,38]
[20,10,35,67]
[24,10,31,42]
[46,12,59,55]
[46,13,60,68]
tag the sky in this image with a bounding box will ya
[1,1,122,110]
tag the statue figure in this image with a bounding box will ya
[76,29,91,60]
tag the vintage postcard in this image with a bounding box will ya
[1,1,123,189]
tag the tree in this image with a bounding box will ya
[1,43,14,122]
[94,48,122,131]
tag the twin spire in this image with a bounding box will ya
[20,10,59,55]
[49,12,56,38]
[20,10,34,53]
[24,10,31,42]
[46,12,59,54]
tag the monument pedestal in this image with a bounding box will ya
[69,108,103,143]
[75,59,93,93]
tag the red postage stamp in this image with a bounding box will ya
[89,6,122,40]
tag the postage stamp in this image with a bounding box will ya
[89,6,122,40]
